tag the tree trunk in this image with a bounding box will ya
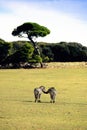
[28,36,43,68]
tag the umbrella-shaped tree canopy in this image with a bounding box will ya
[12,22,50,39]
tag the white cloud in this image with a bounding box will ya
[0,0,87,46]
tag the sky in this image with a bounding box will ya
[0,0,87,46]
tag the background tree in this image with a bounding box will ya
[8,43,34,68]
[12,22,50,67]
[0,39,11,65]
[40,43,54,62]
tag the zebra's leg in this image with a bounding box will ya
[50,94,53,103]
[53,100,55,103]
[38,94,41,102]
[50,100,55,103]
[34,94,38,102]
[35,97,37,102]
[50,100,52,103]
[35,99,37,102]
[53,95,56,103]
[50,94,55,103]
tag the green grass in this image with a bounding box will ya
[0,67,87,130]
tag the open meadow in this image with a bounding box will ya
[0,63,87,130]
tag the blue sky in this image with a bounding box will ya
[0,0,87,46]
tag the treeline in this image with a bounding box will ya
[0,38,87,68]
[40,41,87,62]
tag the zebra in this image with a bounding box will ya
[34,86,46,102]
[43,87,57,103]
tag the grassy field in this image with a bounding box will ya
[0,65,87,130]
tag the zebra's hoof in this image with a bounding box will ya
[38,100,41,103]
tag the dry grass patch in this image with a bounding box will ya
[47,62,87,68]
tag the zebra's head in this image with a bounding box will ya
[39,86,46,92]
